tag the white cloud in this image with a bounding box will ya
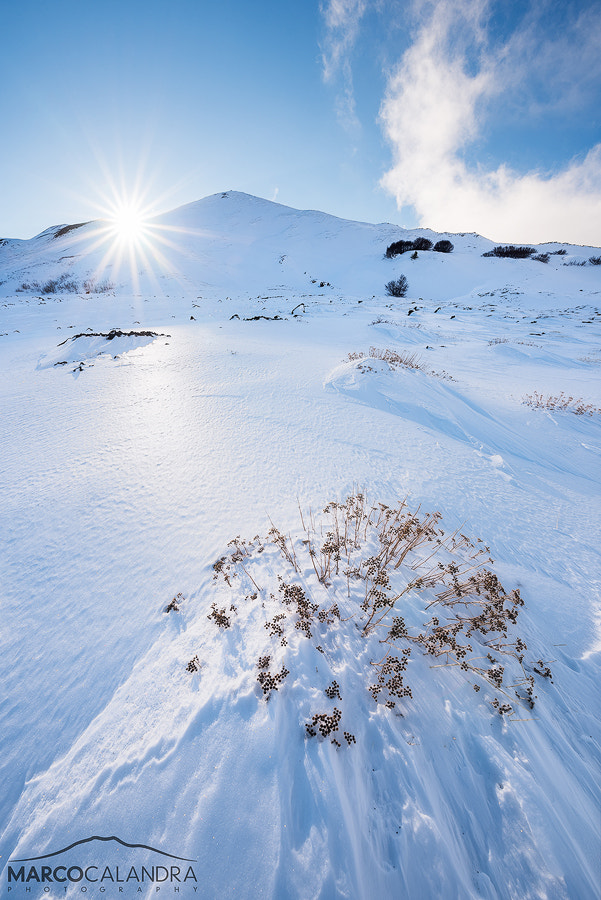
[320,0,368,81]
[495,5,601,117]
[379,0,601,245]
[320,0,368,130]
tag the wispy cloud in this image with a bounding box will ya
[320,0,368,130]
[379,0,601,245]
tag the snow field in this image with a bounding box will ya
[0,192,600,899]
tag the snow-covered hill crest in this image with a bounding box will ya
[1,190,600,302]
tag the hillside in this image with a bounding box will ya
[2,190,600,303]
[0,192,600,900]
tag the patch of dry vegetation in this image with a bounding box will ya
[199,494,554,746]
[523,391,600,416]
[348,347,455,381]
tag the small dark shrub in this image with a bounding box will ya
[482,245,536,259]
[411,250,418,260]
[589,256,601,266]
[42,274,80,294]
[385,275,409,298]
[16,273,80,294]
[412,237,433,251]
[385,240,414,258]
[551,249,567,255]
[433,240,454,253]
[533,253,549,263]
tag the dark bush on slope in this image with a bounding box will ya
[482,245,536,259]
[385,275,409,297]
[17,272,80,294]
[385,240,414,258]
[386,237,451,258]
[412,237,433,251]
[41,275,80,293]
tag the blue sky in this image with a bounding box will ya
[1,0,600,243]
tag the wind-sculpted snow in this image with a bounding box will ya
[325,353,600,487]
[36,329,168,374]
[2,505,598,899]
[0,192,600,899]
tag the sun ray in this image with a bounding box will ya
[55,152,216,298]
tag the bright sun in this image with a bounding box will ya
[109,204,148,243]
[86,183,177,293]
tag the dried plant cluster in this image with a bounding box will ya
[487,338,538,347]
[208,603,232,629]
[203,494,553,746]
[164,592,184,613]
[186,654,201,673]
[523,391,600,416]
[348,347,455,381]
[257,656,290,696]
[16,273,114,294]
[348,347,422,371]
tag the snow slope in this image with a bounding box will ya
[0,192,600,899]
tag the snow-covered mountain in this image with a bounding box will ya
[0,192,599,900]
[1,190,599,301]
